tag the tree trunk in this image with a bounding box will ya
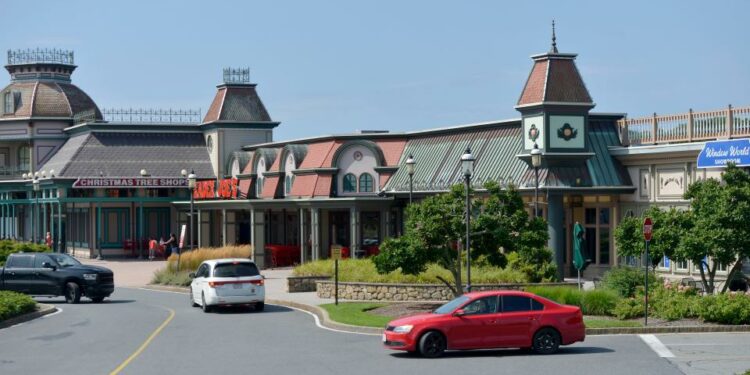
[698,260,710,294]
[721,260,743,294]
[436,275,460,298]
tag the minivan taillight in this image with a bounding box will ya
[249,279,264,286]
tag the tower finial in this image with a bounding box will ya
[550,20,558,53]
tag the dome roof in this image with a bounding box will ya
[0,80,103,120]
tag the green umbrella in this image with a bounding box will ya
[573,222,585,289]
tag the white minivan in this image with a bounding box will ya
[189,259,265,312]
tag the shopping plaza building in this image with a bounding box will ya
[0,40,748,278]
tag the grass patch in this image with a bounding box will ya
[584,318,643,329]
[0,291,37,321]
[320,302,393,328]
[294,259,527,284]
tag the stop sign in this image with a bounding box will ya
[643,217,653,241]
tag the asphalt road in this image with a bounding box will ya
[0,288,746,375]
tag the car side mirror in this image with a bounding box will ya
[42,262,56,270]
[189,273,196,279]
[453,309,466,317]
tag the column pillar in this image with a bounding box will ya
[42,197,47,241]
[548,193,565,281]
[380,208,389,242]
[222,209,227,247]
[350,207,359,258]
[311,208,320,261]
[139,201,144,258]
[1,202,6,239]
[299,208,307,263]
[96,202,103,259]
[49,201,54,250]
[251,209,267,268]
[57,202,63,253]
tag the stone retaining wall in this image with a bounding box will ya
[315,281,578,301]
[287,276,331,292]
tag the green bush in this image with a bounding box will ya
[526,286,620,316]
[650,286,701,321]
[506,248,558,283]
[151,268,193,287]
[293,259,528,284]
[601,266,660,298]
[0,240,51,266]
[582,289,620,316]
[166,245,251,272]
[0,291,37,321]
[698,293,750,325]
[613,297,644,320]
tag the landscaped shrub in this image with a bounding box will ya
[613,297,644,320]
[293,259,528,284]
[506,248,558,283]
[151,268,193,287]
[166,245,252,272]
[0,240,51,266]
[526,286,620,316]
[581,289,620,316]
[0,291,36,321]
[601,266,660,298]
[698,293,750,325]
[650,285,701,321]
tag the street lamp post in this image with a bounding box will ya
[187,170,197,251]
[460,148,475,293]
[531,143,543,218]
[405,154,415,204]
[32,177,39,244]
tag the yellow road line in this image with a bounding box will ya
[110,308,175,375]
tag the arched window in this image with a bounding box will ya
[359,173,373,193]
[343,173,357,193]
[285,175,292,195]
[256,177,264,197]
[18,146,30,172]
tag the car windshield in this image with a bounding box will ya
[433,296,470,314]
[47,254,81,268]
[213,262,260,278]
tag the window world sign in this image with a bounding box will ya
[72,178,188,188]
[697,139,750,169]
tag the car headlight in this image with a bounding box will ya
[393,325,413,333]
[83,273,98,281]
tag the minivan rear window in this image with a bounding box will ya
[213,262,260,278]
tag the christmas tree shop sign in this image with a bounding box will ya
[73,178,188,188]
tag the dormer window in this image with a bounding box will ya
[3,92,13,114]
[343,173,357,193]
[358,173,374,193]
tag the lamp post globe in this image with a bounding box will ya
[405,154,415,204]
[460,147,475,293]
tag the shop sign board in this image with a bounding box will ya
[331,245,343,260]
[193,178,239,200]
[697,139,750,168]
[73,177,188,188]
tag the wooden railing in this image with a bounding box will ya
[618,105,750,146]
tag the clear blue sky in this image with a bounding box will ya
[2,0,748,141]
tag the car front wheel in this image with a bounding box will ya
[418,331,446,358]
[64,282,81,304]
[532,328,561,354]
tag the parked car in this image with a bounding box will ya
[383,290,585,357]
[189,259,265,313]
[0,252,114,304]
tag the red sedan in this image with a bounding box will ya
[383,290,585,357]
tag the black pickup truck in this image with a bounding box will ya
[0,252,114,303]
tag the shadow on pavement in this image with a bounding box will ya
[35,298,136,304]
[389,346,614,359]
[208,304,294,315]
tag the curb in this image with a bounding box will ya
[142,285,750,336]
[0,303,57,329]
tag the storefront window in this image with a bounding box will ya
[361,212,380,246]
[18,146,30,171]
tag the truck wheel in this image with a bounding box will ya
[65,282,81,304]
[90,296,105,303]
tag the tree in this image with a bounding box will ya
[674,164,750,293]
[373,182,554,297]
[614,205,686,272]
